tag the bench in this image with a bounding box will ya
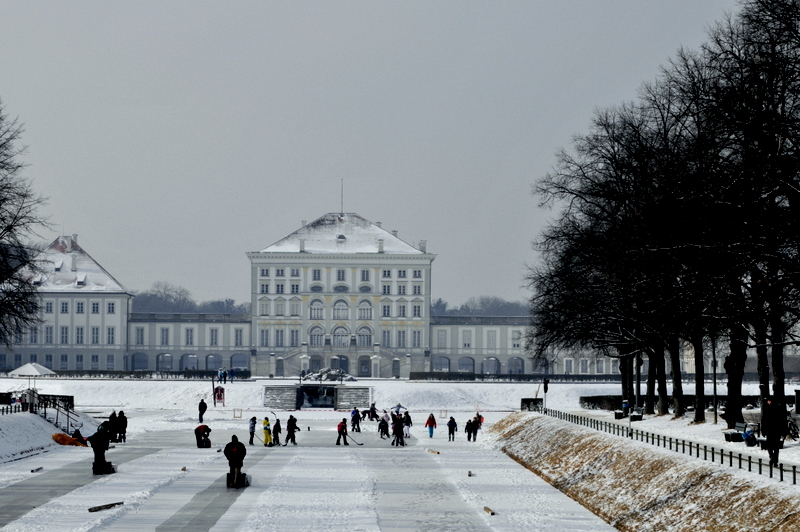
[725,422,759,442]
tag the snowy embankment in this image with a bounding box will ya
[0,414,64,463]
[488,412,800,532]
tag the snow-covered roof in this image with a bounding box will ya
[33,235,129,293]
[256,213,427,255]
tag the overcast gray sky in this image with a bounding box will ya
[1,1,739,306]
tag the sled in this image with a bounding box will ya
[226,471,250,488]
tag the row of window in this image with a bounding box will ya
[1,353,115,371]
[563,358,621,375]
[258,282,423,296]
[258,327,423,349]
[436,330,523,349]
[44,301,116,315]
[259,268,424,281]
[12,326,117,346]
[258,299,423,319]
[432,356,526,374]
[136,327,245,347]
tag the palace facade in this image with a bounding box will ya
[2,214,555,378]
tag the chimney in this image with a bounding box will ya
[419,240,427,253]
[71,254,77,272]
[72,234,78,246]
[376,221,382,228]
[65,235,72,253]
[391,230,398,238]
[378,239,384,253]
[299,239,306,252]
[301,220,307,227]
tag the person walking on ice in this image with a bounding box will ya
[336,418,349,445]
[198,399,207,423]
[425,413,437,438]
[262,417,273,447]
[447,417,457,441]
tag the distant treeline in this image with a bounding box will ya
[431,296,528,317]
[131,282,250,314]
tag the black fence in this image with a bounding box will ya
[543,408,798,485]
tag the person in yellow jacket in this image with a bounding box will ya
[262,417,273,447]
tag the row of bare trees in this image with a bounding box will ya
[526,0,800,427]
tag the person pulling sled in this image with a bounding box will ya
[224,435,248,488]
[88,423,115,475]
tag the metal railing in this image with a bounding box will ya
[542,408,798,485]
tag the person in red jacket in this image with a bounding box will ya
[424,413,437,438]
[336,418,349,445]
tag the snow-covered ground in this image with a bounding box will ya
[0,376,795,531]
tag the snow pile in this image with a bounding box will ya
[489,413,800,532]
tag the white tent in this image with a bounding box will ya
[8,363,55,377]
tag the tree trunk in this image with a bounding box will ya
[656,347,669,416]
[754,318,770,400]
[667,336,684,417]
[724,324,747,429]
[691,334,705,423]
[619,355,629,412]
[770,312,786,403]
[645,351,656,415]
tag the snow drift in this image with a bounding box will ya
[489,412,800,532]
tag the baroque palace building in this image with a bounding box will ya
[2,214,541,378]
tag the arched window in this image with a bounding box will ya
[458,357,475,373]
[309,327,324,347]
[205,354,222,371]
[433,356,450,372]
[358,300,372,320]
[482,357,500,375]
[230,353,249,370]
[156,353,173,371]
[333,327,349,347]
[333,300,349,321]
[309,300,324,320]
[310,355,323,373]
[508,357,524,375]
[357,326,372,347]
[180,354,198,371]
[131,353,149,371]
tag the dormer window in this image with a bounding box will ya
[337,234,346,242]
[54,260,63,272]
[76,273,86,286]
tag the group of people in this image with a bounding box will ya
[248,414,300,447]
[424,412,483,442]
[106,411,128,443]
[217,367,235,383]
[352,403,486,445]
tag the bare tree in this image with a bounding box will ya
[0,99,48,348]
